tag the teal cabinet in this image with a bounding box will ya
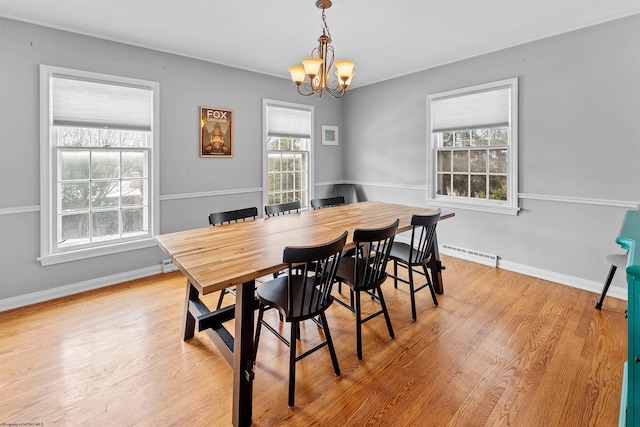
[618,209,640,427]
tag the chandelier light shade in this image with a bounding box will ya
[288,0,356,98]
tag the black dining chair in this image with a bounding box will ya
[333,219,399,359]
[208,206,258,226]
[254,230,348,407]
[311,196,345,210]
[265,200,302,217]
[595,253,628,309]
[388,210,441,321]
[208,206,258,309]
[594,209,640,310]
[333,183,358,204]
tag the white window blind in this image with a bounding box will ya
[432,86,510,133]
[266,105,312,138]
[51,75,153,131]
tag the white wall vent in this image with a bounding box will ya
[440,244,498,268]
[162,259,178,273]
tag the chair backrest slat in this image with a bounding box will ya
[265,200,302,217]
[283,231,348,318]
[352,219,400,291]
[311,196,346,210]
[209,207,258,226]
[409,210,441,264]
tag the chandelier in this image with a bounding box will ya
[288,0,356,98]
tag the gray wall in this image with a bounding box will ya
[342,14,640,294]
[0,18,344,305]
[1,15,638,309]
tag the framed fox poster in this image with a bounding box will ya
[200,106,233,157]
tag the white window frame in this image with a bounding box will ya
[426,78,519,215]
[262,99,314,211]
[38,65,160,266]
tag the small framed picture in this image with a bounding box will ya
[322,125,339,146]
[200,106,233,157]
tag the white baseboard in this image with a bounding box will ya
[496,258,627,302]
[0,265,163,312]
[397,234,627,302]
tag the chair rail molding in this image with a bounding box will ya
[0,205,40,215]
[517,193,639,208]
[160,186,263,201]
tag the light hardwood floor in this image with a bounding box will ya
[0,255,627,426]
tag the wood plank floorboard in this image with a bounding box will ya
[0,255,627,426]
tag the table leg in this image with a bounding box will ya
[232,280,255,427]
[182,280,198,340]
[429,234,445,295]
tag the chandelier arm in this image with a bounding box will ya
[324,44,335,90]
[296,80,318,97]
[297,85,316,97]
[325,86,346,98]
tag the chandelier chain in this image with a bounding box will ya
[321,8,332,40]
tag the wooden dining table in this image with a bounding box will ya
[155,201,453,426]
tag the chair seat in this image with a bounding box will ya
[389,242,430,266]
[605,253,627,268]
[596,252,629,309]
[257,275,334,322]
[336,256,387,292]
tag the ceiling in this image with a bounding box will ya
[2,0,639,88]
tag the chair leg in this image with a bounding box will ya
[595,264,617,310]
[288,322,299,408]
[422,264,439,307]
[254,302,266,360]
[355,291,363,359]
[408,265,417,321]
[393,260,399,289]
[377,285,395,339]
[216,289,226,310]
[320,312,340,376]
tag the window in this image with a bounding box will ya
[39,65,159,265]
[427,78,519,215]
[263,100,313,209]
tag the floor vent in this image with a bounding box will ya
[162,259,178,273]
[441,244,498,268]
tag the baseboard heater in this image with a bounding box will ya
[162,259,178,273]
[440,244,498,268]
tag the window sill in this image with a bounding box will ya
[38,238,158,266]
[426,198,520,216]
